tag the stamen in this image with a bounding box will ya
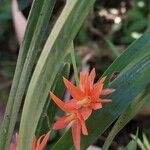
[65,113,77,122]
[77,98,90,107]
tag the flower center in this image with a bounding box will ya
[77,97,91,107]
[65,113,77,122]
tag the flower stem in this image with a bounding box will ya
[70,42,79,86]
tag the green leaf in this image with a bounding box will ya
[36,62,70,137]
[52,31,150,150]
[131,134,147,150]
[125,128,139,150]
[0,0,44,148]
[18,0,96,149]
[143,133,150,150]
[0,0,56,149]
[102,90,150,150]
[103,31,150,85]
[125,140,137,150]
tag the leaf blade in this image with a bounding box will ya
[52,31,150,150]
[18,1,96,149]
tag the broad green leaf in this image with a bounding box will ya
[52,31,150,150]
[103,30,150,85]
[0,0,45,149]
[102,91,150,150]
[19,0,96,149]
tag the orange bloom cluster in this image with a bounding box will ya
[10,131,50,150]
[50,68,115,150]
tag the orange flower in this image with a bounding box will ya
[32,131,50,150]
[9,131,50,150]
[63,68,115,120]
[50,68,115,150]
[50,92,88,150]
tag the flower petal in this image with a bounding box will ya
[10,133,19,150]
[79,72,86,90]
[89,68,96,87]
[50,92,71,112]
[9,143,16,150]
[63,77,85,100]
[31,135,36,150]
[36,134,45,150]
[97,99,112,103]
[91,81,104,99]
[38,131,51,150]
[99,76,107,83]
[80,107,92,120]
[66,99,80,109]
[53,116,70,130]
[101,89,116,95]
[77,112,88,135]
[15,133,19,146]
[90,103,102,110]
[72,120,81,150]
[84,74,91,94]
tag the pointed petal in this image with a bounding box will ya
[91,81,104,99]
[80,72,89,92]
[80,72,91,94]
[66,99,80,109]
[81,108,92,120]
[77,112,88,135]
[101,89,116,95]
[89,68,96,87]
[72,120,81,150]
[84,74,91,94]
[90,103,102,110]
[38,131,51,150]
[53,116,70,130]
[97,99,112,103]
[10,133,19,150]
[9,143,16,150]
[79,72,86,90]
[31,135,36,150]
[63,77,85,100]
[50,92,71,112]
[36,134,45,150]
[81,119,88,135]
[99,76,107,83]
[15,132,19,146]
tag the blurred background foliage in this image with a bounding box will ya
[0,0,17,104]
[0,0,149,149]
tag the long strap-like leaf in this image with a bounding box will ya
[0,0,56,149]
[102,88,150,150]
[0,0,44,149]
[18,0,96,149]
